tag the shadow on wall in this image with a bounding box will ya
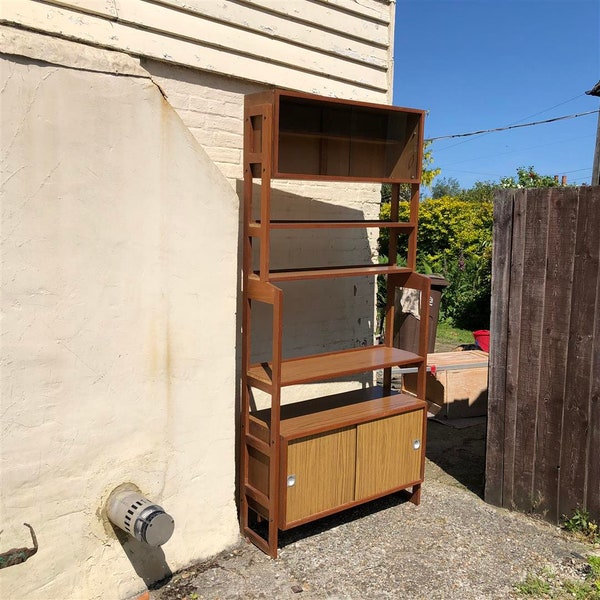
[111,524,172,589]
[236,181,376,364]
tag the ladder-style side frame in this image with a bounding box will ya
[240,99,283,557]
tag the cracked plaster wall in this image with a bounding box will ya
[0,43,240,599]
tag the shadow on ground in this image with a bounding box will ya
[425,418,487,497]
[264,417,487,549]
[278,489,413,549]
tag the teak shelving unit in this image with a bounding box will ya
[240,89,431,557]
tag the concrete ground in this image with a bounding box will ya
[149,420,596,600]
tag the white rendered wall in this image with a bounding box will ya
[0,38,240,600]
[1,0,396,407]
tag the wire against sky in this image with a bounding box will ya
[426,109,600,142]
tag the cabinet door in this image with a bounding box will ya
[355,410,424,501]
[284,427,356,526]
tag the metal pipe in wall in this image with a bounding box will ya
[107,490,174,547]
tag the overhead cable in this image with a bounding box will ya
[426,109,600,142]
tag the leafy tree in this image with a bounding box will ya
[459,180,495,203]
[431,176,461,199]
[379,165,565,331]
[378,196,493,329]
[499,165,562,189]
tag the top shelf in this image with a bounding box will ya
[245,89,425,183]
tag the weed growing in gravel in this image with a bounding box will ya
[562,509,600,545]
[515,574,551,596]
[515,556,600,599]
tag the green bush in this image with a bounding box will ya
[379,195,493,330]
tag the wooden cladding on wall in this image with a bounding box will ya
[3,0,393,100]
[485,187,600,523]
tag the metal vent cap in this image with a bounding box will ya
[108,491,174,547]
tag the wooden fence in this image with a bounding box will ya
[485,186,599,523]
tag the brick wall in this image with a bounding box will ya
[144,60,382,401]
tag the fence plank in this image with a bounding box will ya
[502,190,527,509]
[587,260,600,518]
[485,190,514,506]
[533,188,578,521]
[512,189,549,512]
[559,187,600,518]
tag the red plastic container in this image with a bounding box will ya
[473,330,490,353]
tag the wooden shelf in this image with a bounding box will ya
[268,90,423,182]
[255,220,417,230]
[255,265,411,282]
[250,386,426,440]
[241,88,429,557]
[247,346,423,388]
[279,130,401,145]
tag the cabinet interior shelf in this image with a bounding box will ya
[279,130,405,145]
[250,386,426,440]
[251,265,411,282]
[247,346,423,388]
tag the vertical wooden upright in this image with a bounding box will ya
[240,97,283,556]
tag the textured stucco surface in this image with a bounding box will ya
[0,51,240,599]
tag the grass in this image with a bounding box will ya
[516,575,551,596]
[515,556,600,599]
[435,321,476,352]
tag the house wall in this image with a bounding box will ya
[0,0,394,101]
[1,32,240,600]
[0,0,397,597]
[143,58,384,403]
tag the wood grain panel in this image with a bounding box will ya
[241,0,390,44]
[252,387,425,440]
[532,188,577,521]
[248,346,423,387]
[264,221,416,230]
[112,1,386,85]
[355,410,423,500]
[247,446,270,497]
[265,265,412,281]
[155,0,390,65]
[488,186,600,523]
[502,190,526,509]
[587,260,600,518]
[559,187,600,517]
[512,189,549,512]
[284,427,356,524]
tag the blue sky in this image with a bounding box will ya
[393,0,600,190]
